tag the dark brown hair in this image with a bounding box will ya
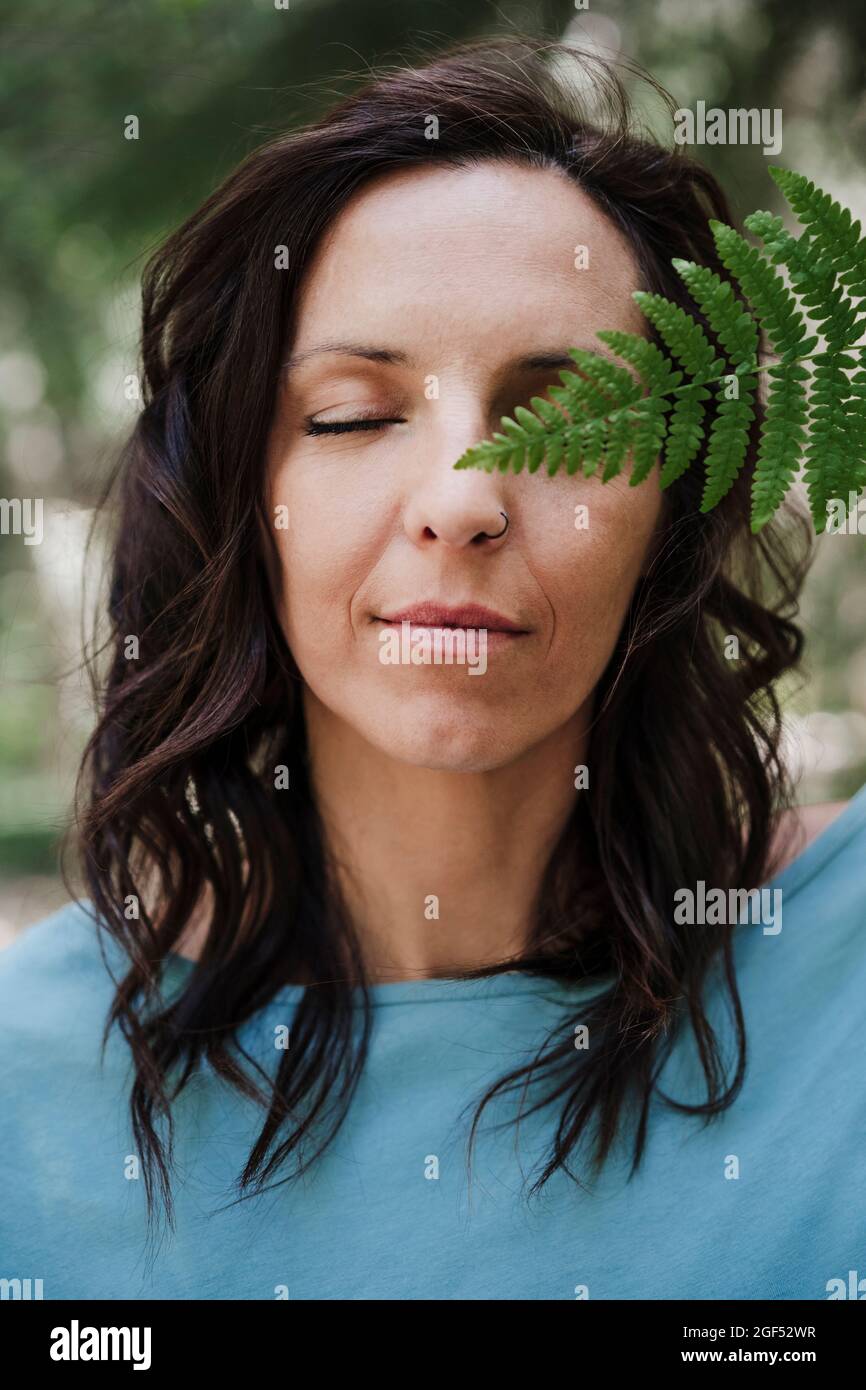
[68,34,812,1237]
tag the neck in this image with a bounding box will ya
[303,687,590,984]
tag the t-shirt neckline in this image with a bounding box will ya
[160,955,613,1007]
[161,782,866,1005]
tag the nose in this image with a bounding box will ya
[403,405,512,550]
[404,491,510,549]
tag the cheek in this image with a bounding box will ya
[268,459,387,655]
[528,476,662,669]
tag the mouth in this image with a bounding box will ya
[374,602,530,635]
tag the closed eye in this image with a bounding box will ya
[303,416,406,436]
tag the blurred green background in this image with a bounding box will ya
[1,0,864,939]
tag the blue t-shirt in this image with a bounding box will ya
[2,785,866,1301]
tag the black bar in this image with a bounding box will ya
[1,1297,859,1372]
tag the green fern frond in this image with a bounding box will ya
[633,292,723,380]
[702,374,758,512]
[669,260,759,367]
[454,166,866,535]
[743,211,855,346]
[660,383,711,487]
[709,221,809,360]
[769,166,866,301]
[750,363,809,530]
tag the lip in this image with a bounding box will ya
[376,602,529,633]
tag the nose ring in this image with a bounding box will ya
[484,511,509,540]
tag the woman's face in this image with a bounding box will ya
[265,160,663,771]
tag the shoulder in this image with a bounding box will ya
[758,785,866,970]
[0,899,122,1051]
[728,786,866,1052]
[0,902,140,1229]
[768,798,852,879]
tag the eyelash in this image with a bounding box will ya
[303,416,405,437]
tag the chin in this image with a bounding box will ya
[370,700,522,773]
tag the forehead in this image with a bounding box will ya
[290,160,645,362]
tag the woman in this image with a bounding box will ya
[2,35,864,1301]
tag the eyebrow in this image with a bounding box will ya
[281,342,618,374]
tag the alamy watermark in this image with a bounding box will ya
[49,1320,151,1370]
[379,619,487,675]
[826,491,866,534]
[0,1276,43,1299]
[0,496,43,545]
[674,882,783,935]
[674,102,782,156]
